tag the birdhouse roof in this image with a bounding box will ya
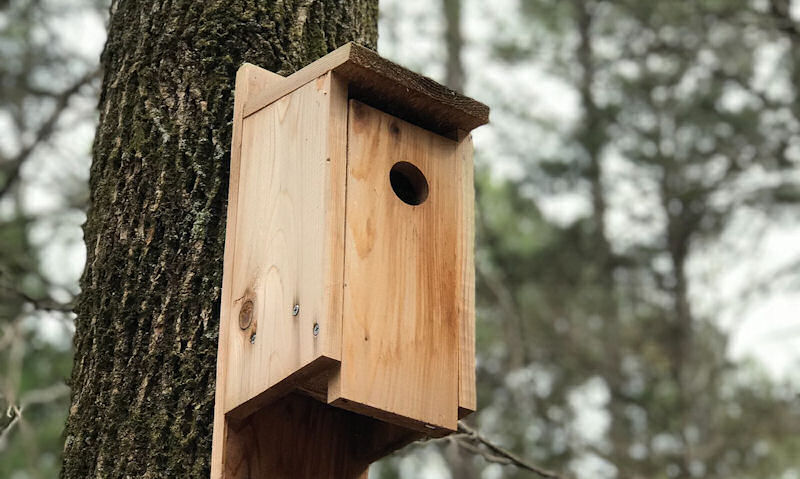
[242,43,490,137]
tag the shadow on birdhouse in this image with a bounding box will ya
[210,43,489,479]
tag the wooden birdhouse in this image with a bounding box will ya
[211,43,489,479]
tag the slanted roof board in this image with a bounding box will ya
[242,43,489,136]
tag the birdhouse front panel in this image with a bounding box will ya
[326,100,471,433]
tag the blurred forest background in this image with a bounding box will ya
[2,0,800,478]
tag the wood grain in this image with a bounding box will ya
[456,130,477,417]
[214,50,483,478]
[243,43,489,137]
[223,72,346,412]
[210,63,284,479]
[328,100,466,433]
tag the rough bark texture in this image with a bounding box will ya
[61,2,378,477]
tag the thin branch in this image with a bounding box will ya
[0,384,69,453]
[19,290,74,314]
[455,436,515,465]
[0,68,100,198]
[0,407,21,452]
[0,284,75,313]
[455,422,570,479]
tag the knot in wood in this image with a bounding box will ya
[239,299,255,330]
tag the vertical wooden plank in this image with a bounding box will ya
[324,72,350,366]
[329,100,461,433]
[456,131,476,417]
[211,63,285,479]
[223,72,346,412]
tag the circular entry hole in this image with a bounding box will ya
[389,161,429,206]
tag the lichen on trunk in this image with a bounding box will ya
[61,2,378,477]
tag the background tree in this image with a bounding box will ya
[0,0,102,476]
[59,1,377,477]
[436,0,800,477]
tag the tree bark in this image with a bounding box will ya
[61,2,377,477]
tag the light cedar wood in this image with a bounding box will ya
[223,72,347,413]
[242,43,489,137]
[243,45,351,117]
[456,130,477,417]
[327,100,466,434]
[213,47,486,478]
[210,63,284,479]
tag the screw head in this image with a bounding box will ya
[313,323,320,336]
[249,332,256,344]
[239,300,254,330]
[292,304,300,316]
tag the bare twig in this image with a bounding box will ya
[1,285,75,313]
[18,289,74,314]
[455,422,569,479]
[0,406,22,452]
[0,384,69,453]
[0,68,100,198]
[0,268,75,314]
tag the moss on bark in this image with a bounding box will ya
[61,2,378,477]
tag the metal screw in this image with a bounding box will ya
[424,424,436,430]
[292,304,300,316]
[313,323,320,336]
[249,332,256,344]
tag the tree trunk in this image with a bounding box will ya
[61,2,377,477]
[572,0,635,470]
[442,0,465,93]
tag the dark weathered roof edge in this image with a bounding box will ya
[243,42,489,136]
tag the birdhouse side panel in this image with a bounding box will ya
[456,132,476,417]
[223,73,347,413]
